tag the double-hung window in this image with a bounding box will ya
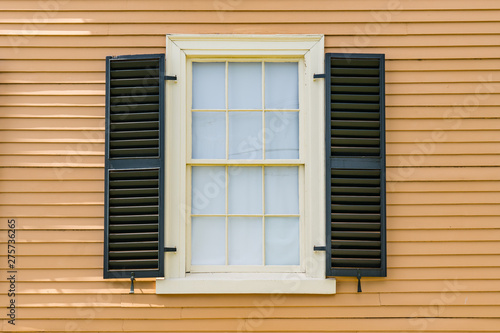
[189,60,302,272]
[160,35,331,293]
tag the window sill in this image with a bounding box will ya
[156,273,336,294]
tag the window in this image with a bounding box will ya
[189,60,301,272]
[160,35,332,293]
[103,35,386,294]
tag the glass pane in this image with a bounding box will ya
[265,62,299,109]
[191,166,225,215]
[192,62,225,109]
[228,217,263,265]
[265,217,299,265]
[265,112,299,159]
[265,167,299,214]
[228,112,262,159]
[192,112,226,159]
[228,166,262,214]
[228,62,262,109]
[191,217,226,265]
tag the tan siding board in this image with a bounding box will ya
[4,35,500,47]
[2,318,500,332]
[4,22,500,36]
[4,0,500,11]
[0,180,103,192]
[3,10,500,23]
[4,277,497,294]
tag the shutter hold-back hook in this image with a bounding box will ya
[129,272,135,294]
[357,269,362,293]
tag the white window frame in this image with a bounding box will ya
[157,34,335,294]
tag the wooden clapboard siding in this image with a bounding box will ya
[0,0,499,332]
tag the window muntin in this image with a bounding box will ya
[188,59,303,273]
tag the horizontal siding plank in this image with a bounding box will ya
[7,292,499,308]
[386,119,500,130]
[0,217,102,229]
[387,182,500,193]
[386,155,500,167]
[0,192,102,204]
[0,205,103,217]
[387,192,500,204]
[387,130,500,143]
[0,180,103,193]
[392,229,499,241]
[387,143,500,155]
[387,204,500,217]
[389,241,500,255]
[3,278,495,294]
[0,143,104,155]
[0,155,103,167]
[0,129,105,143]
[387,255,500,268]
[387,107,500,120]
[1,317,499,332]
[3,10,500,23]
[4,0,500,11]
[4,22,500,36]
[0,167,103,180]
[4,34,500,48]
[326,47,500,59]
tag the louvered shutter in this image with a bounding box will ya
[325,53,386,278]
[104,54,165,279]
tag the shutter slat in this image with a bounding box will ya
[110,86,159,95]
[109,241,158,250]
[110,112,159,122]
[331,102,380,111]
[331,85,380,93]
[105,54,165,279]
[110,139,159,148]
[109,250,159,259]
[333,222,381,230]
[332,186,380,195]
[326,53,386,278]
[332,112,380,120]
[110,104,160,113]
[332,196,380,203]
[332,249,381,257]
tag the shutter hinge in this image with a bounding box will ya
[313,246,326,251]
[313,73,325,79]
[129,272,135,294]
[164,247,177,252]
[357,269,362,293]
[165,75,177,81]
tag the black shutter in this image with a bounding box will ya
[104,54,165,279]
[325,53,386,278]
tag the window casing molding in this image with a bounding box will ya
[157,34,334,294]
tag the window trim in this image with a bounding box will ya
[157,34,335,294]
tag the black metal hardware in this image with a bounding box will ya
[313,73,325,79]
[314,246,326,251]
[164,247,177,252]
[357,269,362,293]
[165,75,177,81]
[129,272,135,294]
